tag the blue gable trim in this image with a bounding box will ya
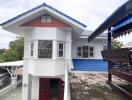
[0,3,87,27]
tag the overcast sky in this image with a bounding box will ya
[0,0,131,49]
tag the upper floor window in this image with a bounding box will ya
[41,15,52,23]
[76,46,95,58]
[38,40,52,58]
[58,42,64,58]
[30,42,34,56]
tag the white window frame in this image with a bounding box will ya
[89,46,95,58]
[58,42,64,58]
[76,47,82,58]
[38,40,53,58]
[41,15,52,23]
[46,16,52,23]
[76,46,95,58]
[30,42,34,57]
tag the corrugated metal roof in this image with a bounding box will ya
[112,16,132,31]
[88,0,132,42]
[0,3,87,27]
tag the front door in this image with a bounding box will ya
[50,79,59,100]
[39,78,50,100]
[39,78,64,100]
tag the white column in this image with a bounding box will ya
[11,77,17,89]
[64,68,71,100]
[65,41,72,59]
[65,30,74,69]
[22,60,31,100]
[52,40,57,59]
[34,40,38,59]
[31,76,39,100]
[65,30,72,59]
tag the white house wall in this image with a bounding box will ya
[24,27,57,41]
[23,27,72,77]
[31,76,39,100]
[72,38,105,59]
[28,59,66,76]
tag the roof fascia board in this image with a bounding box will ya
[44,6,86,29]
[2,6,45,28]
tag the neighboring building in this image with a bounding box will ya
[0,3,107,100]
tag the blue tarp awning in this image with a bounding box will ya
[112,16,132,31]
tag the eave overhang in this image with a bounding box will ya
[88,0,132,42]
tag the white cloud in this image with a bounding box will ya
[0,27,17,49]
[0,0,130,48]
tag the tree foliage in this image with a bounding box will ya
[112,40,123,50]
[0,37,24,62]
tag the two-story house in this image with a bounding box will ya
[1,3,107,100]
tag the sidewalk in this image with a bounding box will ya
[1,86,21,100]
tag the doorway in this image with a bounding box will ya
[39,78,64,100]
[50,79,59,100]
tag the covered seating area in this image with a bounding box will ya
[88,0,132,99]
[0,60,23,86]
[0,60,23,76]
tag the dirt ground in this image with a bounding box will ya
[70,73,128,100]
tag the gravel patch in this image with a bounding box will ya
[70,73,128,100]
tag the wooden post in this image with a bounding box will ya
[108,28,112,82]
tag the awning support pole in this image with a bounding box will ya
[108,28,112,50]
[108,28,112,82]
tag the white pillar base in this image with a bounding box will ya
[11,77,17,89]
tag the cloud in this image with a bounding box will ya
[0,27,17,49]
[0,0,130,48]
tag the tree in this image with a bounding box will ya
[0,49,5,55]
[0,37,24,62]
[112,40,123,50]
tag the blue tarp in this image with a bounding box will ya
[112,16,132,31]
[72,59,108,71]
